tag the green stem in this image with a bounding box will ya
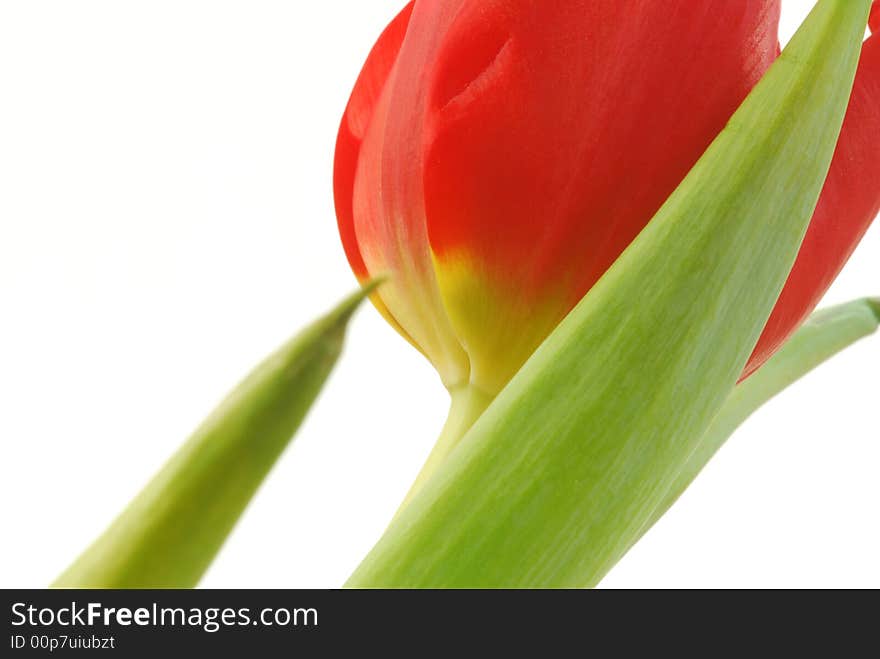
[393,384,493,519]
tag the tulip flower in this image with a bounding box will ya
[347,0,875,587]
[50,0,877,589]
[335,1,879,406]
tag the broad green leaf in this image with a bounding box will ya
[635,297,880,543]
[347,0,871,588]
[54,284,376,588]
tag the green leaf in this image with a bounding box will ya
[53,283,377,588]
[346,0,871,588]
[635,297,880,543]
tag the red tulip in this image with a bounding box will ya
[335,0,879,395]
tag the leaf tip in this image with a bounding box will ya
[325,277,385,327]
[867,297,880,323]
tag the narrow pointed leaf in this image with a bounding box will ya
[636,297,880,542]
[347,0,871,588]
[54,284,376,588]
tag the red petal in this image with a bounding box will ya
[870,1,879,35]
[333,2,414,279]
[334,4,439,359]
[743,33,880,379]
[345,1,474,386]
[425,0,779,284]
[422,0,780,389]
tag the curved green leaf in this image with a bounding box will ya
[54,284,376,588]
[635,297,880,544]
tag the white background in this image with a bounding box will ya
[1,1,877,589]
